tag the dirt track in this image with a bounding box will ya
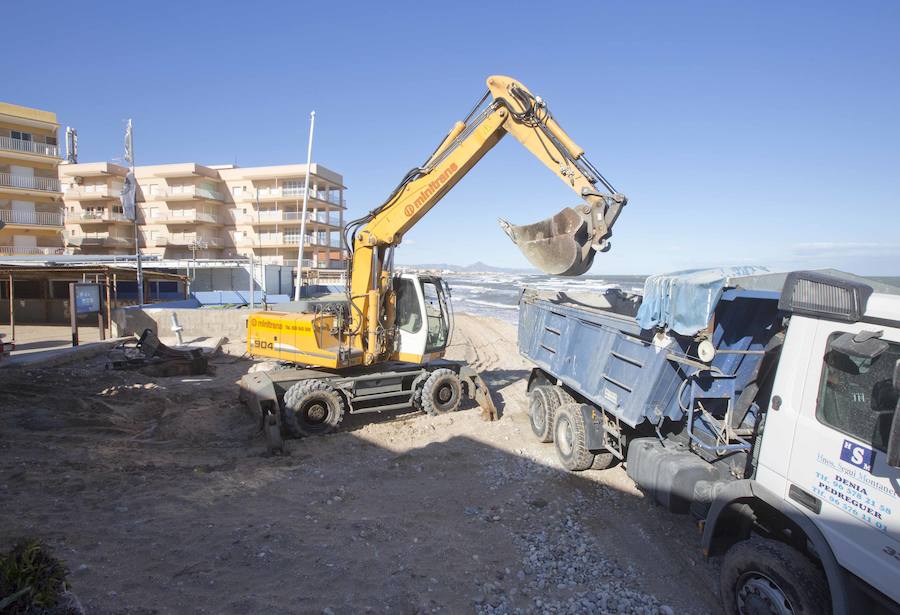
[0,315,722,614]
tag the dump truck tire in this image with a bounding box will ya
[553,403,595,471]
[421,369,462,415]
[720,537,829,615]
[528,386,558,442]
[282,379,345,436]
[590,452,616,470]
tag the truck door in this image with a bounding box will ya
[785,320,900,601]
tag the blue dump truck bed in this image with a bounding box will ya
[517,281,784,436]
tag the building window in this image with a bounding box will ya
[45,136,57,146]
[11,130,32,142]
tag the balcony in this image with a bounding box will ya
[237,187,345,207]
[67,211,130,224]
[0,245,66,256]
[67,234,133,248]
[159,235,224,249]
[0,172,60,193]
[0,209,64,227]
[0,135,59,158]
[64,185,124,201]
[250,210,343,226]
[148,186,225,202]
[151,211,221,225]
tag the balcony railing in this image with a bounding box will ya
[154,187,225,202]
[67,211,129,223]
[0,209,64,226]
[0,172,60,192]
[160,235,224,248]
[0,245,65,256]
[251,210,343,226]
[0,135,59,157]
[152,211,220,225]
[248,187,345,207]
[65,184,123,200]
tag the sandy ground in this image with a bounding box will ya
[0,314,722,614]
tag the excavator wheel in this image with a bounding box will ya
[421,369,462,415]
[282,379,345,436]
[410,370,431,412]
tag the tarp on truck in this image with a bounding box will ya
[635,266,769,335]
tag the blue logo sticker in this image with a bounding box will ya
[840,439,874,473]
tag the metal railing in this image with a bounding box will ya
[0,245,65,255]
[158,186,225,201]
[160,234,224,248]
[155,211,220,224]
[0,135,59,157]
[0,209,64,226]
[67,211,129,223]
[65,184,123,199]
[0,172,60,192]
[250,187,345,206]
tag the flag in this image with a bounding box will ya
[121,171,137,221]
[124,119,134,165]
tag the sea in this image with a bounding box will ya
[438,272,900,325]
[441,272,647,324]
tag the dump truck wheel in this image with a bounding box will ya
[421,369,462,415]
[590,452,616,470]
[282,379,345,436]
[720,537,828,615]
[410,371,431,411]
[553,403,595,471]
[528,386,558,442]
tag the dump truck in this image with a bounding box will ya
[518,268,900,614]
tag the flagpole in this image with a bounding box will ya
[294,111,316,301]
[125,119,144,306]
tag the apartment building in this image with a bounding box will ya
[0,103,64,256]
[61,161,346,270]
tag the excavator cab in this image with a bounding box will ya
[394,274,452,362]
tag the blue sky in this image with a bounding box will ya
[6,1,899,274]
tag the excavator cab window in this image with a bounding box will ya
[422,279,450,353]
[395,277,423,334]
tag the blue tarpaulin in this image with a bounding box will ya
[635,266,769,335]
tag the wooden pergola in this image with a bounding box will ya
[0,265,188,341]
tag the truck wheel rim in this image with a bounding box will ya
[736,573,793,615]
[556,417,573,456]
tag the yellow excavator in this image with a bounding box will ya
[240,75,627,451]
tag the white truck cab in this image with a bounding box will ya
[755,276,900,610]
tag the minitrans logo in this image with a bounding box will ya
[840,439,874,473]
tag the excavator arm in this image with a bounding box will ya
[344,75,627,364]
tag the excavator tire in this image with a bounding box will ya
[282,379,345,436]
[528,385,557,443]
[410,370,431,411]
[421,369,462,415]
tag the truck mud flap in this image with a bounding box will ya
[458,365,499,421]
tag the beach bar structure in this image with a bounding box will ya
[0,264,188,340]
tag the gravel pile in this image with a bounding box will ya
[470,494,671,615]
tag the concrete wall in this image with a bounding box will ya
[112,306,249,343]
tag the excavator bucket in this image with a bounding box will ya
[499,206,596,276]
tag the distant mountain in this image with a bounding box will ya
[401,261,535,273]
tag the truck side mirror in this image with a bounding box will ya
[888,359,900,468]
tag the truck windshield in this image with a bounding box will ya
[422,280,449,353]
[817,334,900,452]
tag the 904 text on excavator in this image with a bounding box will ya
[239,75,627,453]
